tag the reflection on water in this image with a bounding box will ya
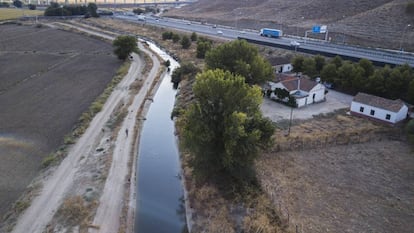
[135,43,185,233]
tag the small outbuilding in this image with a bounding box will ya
[350,92,408,124]
[267,57,293,73]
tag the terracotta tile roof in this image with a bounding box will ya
[353,92,406,112]
[280,76,318,92]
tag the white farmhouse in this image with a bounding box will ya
[267,74,326,108]
[350,92,408,124]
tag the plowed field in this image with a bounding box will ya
[0,23,122,218]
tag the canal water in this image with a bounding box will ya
[135,43,185,233]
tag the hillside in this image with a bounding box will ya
[164,0,414,51]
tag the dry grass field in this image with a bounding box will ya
[0,8,43,21]
[0,23,121,218]
[257,113,414,233]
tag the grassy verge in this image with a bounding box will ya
[0,8,43,21]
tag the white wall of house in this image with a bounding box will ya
[275,64,293,73]
[350,102,408,123]
[307,84,325,103]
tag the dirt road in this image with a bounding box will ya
[12,23,161,233]
[90,40,161,233]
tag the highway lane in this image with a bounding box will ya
[115,14,414,67]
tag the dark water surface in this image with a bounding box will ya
[135,45,185,233]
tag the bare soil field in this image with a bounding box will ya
[0,23,121,218]
[257,113,414,233]
[164,0,414,51]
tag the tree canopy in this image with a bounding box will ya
[181,69,275,192]
[113,35,138,60]
[205,40,273,85]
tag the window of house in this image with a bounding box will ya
[386,114,391,120]
[370,110,375,116]
[359,106,364,112]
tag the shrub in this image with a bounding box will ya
[162,31,173,40]
[190,32,197,41]
[13,0,22,8]
[133,8,144,15]
[172,33,180,43]
[0,2,10,7]
[28,3,36,10]
[181,35,191,49]
[42,154,56,168]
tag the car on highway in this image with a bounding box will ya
[290,40,300,47]
[217,30,223,35]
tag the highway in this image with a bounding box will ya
[114,14,414,67]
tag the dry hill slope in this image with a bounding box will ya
[165,0,414,50]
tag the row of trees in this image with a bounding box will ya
[162,31,199,49]
[44,2,98,17]
[292,55,414,103]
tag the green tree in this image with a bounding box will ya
[196,40,212,59]
[181,35,191,49]
[314,55,325,75]
[113,35,138,60]
[366,70,386,96]
[205,40,273,85]
[385,69,404,99]
[331,55,343,68]
[337,62,354,91]
[190,32,198,41]
[320,63,337,84]
[181,69,275,191]
[87,3,98,17]
[302,57,317,78]
[358,58,374,78]
[171,62,200,86]
[291,55,305,73]
[351,65,366,94]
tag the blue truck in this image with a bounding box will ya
[260,28,283,38]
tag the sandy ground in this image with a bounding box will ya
[11,22,161,233]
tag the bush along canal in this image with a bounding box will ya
[135,42,186,233]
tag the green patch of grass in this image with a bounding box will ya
[42,153,57,168]
[13,200,29,213]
